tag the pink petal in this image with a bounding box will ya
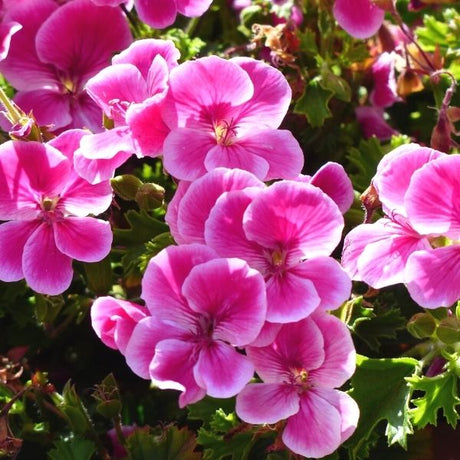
[67,92,104,133]
[176,168,264,245]
[342,217,431,288]
[47,129,86,161]
[373,143,444,216]
[90,297,147,352]
[0,141,69,220]
[204,143,269,180]
[406,246,460,308]
[243,181,344,258]
[248,321,282,347]
[355,106,397,141]
[231,57,292,129]
[333,0,385,39]
[165,179,192,245]
[150,338,206,407]
[54,217,112,262]
[0,220,40,282]
[265,271,320,323]
[135,0,178,29]
[142,244,218,321]
[85,63,149,120]
[369,52,401,108]
[163,56,254,129]
[208,130,304,181]
[236,383,299,424]
[22,223,73,295]
[127,100,170,157]
[309,312,356,387]
[291,257,351,312]
[35,0,132,84]
[14,90,72,131]
[0,0,59,90]
[162,128,216,180]
[112,38,180,76]
[309,162,354,214]
[283,390,342,458]
[322,388,360,443]
[194,341,254,398]
[176,0,213,17]
[204,188,266,268]
[246,318,325,383]
[0,21,22,61]
[182,258,267,345]
[405,155,460,238]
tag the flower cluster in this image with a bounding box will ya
[342,143,460,308]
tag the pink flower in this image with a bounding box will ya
[333,0,385,39]
[0,131,113,295]
[162,56,304,181]
[91,297,148,354]
[355,106,397,141]
[204,181,351,323]
[124,244,267,407]
[404,155,460,307]
[369,52,401,108]
[236,313,359,458]
[341,143,445,293]
[90,0,213,29]
[75,39,180,183]
[0,0,132,132]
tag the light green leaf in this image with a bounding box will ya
[294,78,333,127]
[48,436,96,460]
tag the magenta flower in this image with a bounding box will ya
[204,181,351,323]
[369,52,401,108]
[89,0,213,29]
[91,297,148,354]
[162,56,304,181]
[236,313,359,458]
[0,131,113,295]
[0,0,132,132]
[124,244,267,407]
[404,155,460,307]
[75,39,180,183]
[341,144,445,293]
[355,106,398,141]
[333,0,385,39]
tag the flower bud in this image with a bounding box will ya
[436,316,460,345]
[135,183,165,211]
[407,312,436,339]
[111,175,143,201]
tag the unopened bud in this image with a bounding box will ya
[436,316,460,345]
[135,183,165,211]
[360,183,381,223]
[407,312,436,339]
[111,175,143,201]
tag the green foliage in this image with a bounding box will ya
[347,355,418,457]
[48,436,96,460]
[294,78,333,127]
[161,28,206,61]
[407,364,460,429]
[346,138,384,192]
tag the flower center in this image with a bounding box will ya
[40,196,62,224]
[214,119,238,146]
[290,367,311,393]
[108,98,131,121]
[428,235,459,249]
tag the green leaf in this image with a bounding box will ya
[407,370,460,429]
[187,397,236,429]
[346,137,384,192]
[160,28,206,61]
[48,436,96,460]
[197,427,254,460]
[294,78,333,127]
[319,68,351,102]
[154,426,201,460]
[347,355,418,456]
[127,430,158,460]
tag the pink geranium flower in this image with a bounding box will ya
[341,143,445,292]
[0,0,132,132]
[123,244,267,407]
[236,313,359,458]
[75,39,180,183]
[204,181,351,323]
[162,56,304,181]
[333,0,385,39]
[91,297,148,354]
[369,52,401,108]
[0,131,113,295]
[89,0,213,29]
[404,155,460,307]
[355,106,398,141]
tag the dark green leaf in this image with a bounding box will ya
[294,78,333,127]
[48,436,96,460]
